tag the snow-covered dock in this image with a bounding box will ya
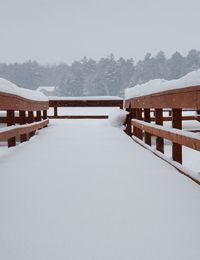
[0,119,199,260]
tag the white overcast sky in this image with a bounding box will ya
[0,0,200,64]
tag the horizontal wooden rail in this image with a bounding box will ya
[125,85,200,184]
[48,115,108,119]
[125,86,200,109]
[49,98,123,118]
[0,92,49,111]
[132,135,200,186]
[149,115,200,122]
[49,99,123,108]
[0,115,51,124]
[0,119,49,141]
[0,91,49,148]
[132,119,200,151]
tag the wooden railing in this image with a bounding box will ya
[125,86,200,183]
[0,92,49,147]
[48,98,123,119]
[147,109,200,123]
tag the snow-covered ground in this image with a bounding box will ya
[164,144,200,172]
[47,107,119,116]
[0,119,199,260]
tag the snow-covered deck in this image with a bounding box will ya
[0,119,199,259]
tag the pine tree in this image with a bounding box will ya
[168,52,187,79]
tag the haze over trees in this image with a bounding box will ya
[0,50,200,97]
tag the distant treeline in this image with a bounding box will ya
[0,50,200,97]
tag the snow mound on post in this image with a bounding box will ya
[108,109,129,128]
[125,69,200,99]
[0,78,48,101]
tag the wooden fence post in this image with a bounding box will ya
[155,108,164,153]
[36,110,42,129]
[7,110,16,147]
[197,110,200,122]
[132,108,137,137]
[125,107,132,136]
[28,111,35,138]
[172,109,182,164]
[43,110,47,120]
[36,110,42,122]
[54,106,58,117]
[136,108,143,140]
[144,108,151,146]
[43,110,48,128]
[19,110,27,143]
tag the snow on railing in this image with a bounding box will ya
[124,73,200,184]
[0,79,49,148]
[0,78,48,101]
[125,69,200,99]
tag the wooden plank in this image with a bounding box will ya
[127,86,200,109]
[172,109,182,164]
[0,119,49,141]
[155,109,164,153]
[28,111,35,138]
[125,99,131,109]
[188,129,200,133]
[150,115,200,122]
[49,99,123,108]
[136,108,143,140]
[0,92,49,111]
[28,111,34,123]
[125,107,132,136]
[36,111,42,122]
[43,110,47,120]
[144,109,151,145]
[54,106,58,117]
[7,110,16,147]
[19,110,27,143]
[197,110,200,122]
[131,120,200,152]
[8,114,198,122]
[0,117,7,124]
[132,108,137,137]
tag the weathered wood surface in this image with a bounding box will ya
[125,85,200,175]
[0,119,49,142]
[49,99,123,108]
[0,92,49,111]
[0,91,49,147]
[1,114,199,124]
[155,109,164,153]
[132,120,200,152]
[125,86,200,109]
[49,99,123,118]
[172,109,182,163]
